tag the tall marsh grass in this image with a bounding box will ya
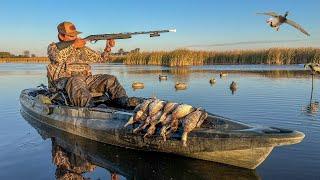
[120,48,320,66]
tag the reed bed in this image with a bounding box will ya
[120,48,320,66]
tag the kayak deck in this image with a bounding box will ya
[20,88,305,169]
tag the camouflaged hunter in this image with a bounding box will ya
[47,21,131,107]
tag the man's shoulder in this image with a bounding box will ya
[48,42,58,49]
[48,41,74,51]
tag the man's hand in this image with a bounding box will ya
[104,39,115,52]
[73,38,86,48]
[108,39,116,47]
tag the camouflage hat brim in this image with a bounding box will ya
[64,31,82,36]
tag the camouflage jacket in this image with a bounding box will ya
[47,42,108,83]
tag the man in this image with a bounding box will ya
[47,21,139,108]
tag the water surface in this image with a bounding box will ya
[0,63,319,179]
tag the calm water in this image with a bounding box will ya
[0,63,319,180]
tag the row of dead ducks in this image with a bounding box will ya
[132,73,238,91]
[124,98,208,146]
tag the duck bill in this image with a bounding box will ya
[124,117,134,127]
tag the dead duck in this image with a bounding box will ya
[124,111,145,128]
[148,100,166,116]
[209,78,216,84]
[220,72,227,78]
[133,99,165,133]
[132,116,149,133]
[181,109,208,146]
[144,111,164,138]
[134,110,162,134]
[165,104,195,136]
[124,99,153,127]
[158,102,179,124]
[257,11,310,36]
[132,82,144,89]
[171,104,194,121]
[175,82,187,90]
[160,114,173,141]
[159,75,168,80]
[141,99,155,111]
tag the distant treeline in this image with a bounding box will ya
[0,51,36,58]
[117,48,320,66]
[0,57,48,63]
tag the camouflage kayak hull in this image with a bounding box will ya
[23,113,261,179]
[20,88,305,169]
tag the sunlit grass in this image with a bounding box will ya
[118,48,320,66]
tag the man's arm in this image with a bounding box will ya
[82,47,104,63]
[82,39,115,63]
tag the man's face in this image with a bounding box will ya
[58,33,77,41]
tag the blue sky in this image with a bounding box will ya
[0,0,319,56]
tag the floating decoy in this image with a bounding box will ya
[132,82,144,89]
[230,81,238,94]
[209,78,216,84]
[220,72,228,78]
[175,82,187,90]
[159,75,168,80]
[257,11,310,36]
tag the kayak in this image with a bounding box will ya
[19,88,305,169]
[23,113,260,179]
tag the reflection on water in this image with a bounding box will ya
[53,140,97,180]
[303,101,319,115]
[23,112,260,180]
[302,74,319,115]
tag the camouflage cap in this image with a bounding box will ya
[57,21,82,36]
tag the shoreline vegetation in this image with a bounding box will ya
[0,57,48,63]
[1,47,319,66]
[118,48,320,66]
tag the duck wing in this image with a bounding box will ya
[256,12,279,17]
[285,19,310,36]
